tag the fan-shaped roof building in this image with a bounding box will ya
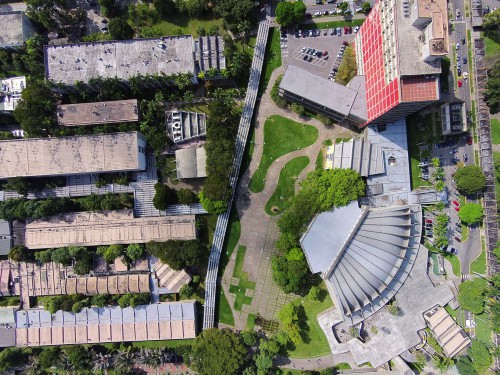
[300,202,422,326]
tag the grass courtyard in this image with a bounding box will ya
[287,284,333,358]
[148,14,224,37]
[229,246,256,311]
[259,27,282,93]
[491,118,500,144]
[265,156,310,215]
[249,115,319,193]
[406,114,435,189]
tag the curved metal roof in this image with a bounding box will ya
[326,205,421,325]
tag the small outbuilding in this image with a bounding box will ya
[175,147,207,179]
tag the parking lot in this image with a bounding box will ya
[283,26,356,79]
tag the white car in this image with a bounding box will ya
[463,71,468,79]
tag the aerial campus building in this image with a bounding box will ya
[0,131,147,179]
[44,35,226,85]
[279,0,447,127]
[0,76,26,112]
[57,99,139,126]
[0,11,35,49]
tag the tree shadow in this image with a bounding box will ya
[297,305,311,344]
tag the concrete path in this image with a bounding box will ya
[221,63,358,331]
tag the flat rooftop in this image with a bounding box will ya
[279,65,367,121]
[0,131,146,179]
[175,147,207,179]
[166,109,207,143]
[400,76,439,102]
[13,302,196,347]
[0,76,25,111]
[329,139,386,177]
[45,36,196,84]
[25,210,197,249]
[0,12,27,47]
[57,99,139,126]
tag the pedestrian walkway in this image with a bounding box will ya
[221,63,358,330]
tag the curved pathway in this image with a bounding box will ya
[221,64,358,369]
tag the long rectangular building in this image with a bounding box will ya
[57,99,139,126]
[0,131,146,179]
[5,302,197,347]
[25,210,197,249]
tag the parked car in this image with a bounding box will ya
[454,236,461,243]
[463,154,468,162]
[456,42,460,50]
[343,40,349,46]
[457,67,462,76]
[456,226,462,233]
[450,247,458,254]
[463,57,467,64]
[455,206,460,212]
[354,26,360,33]
[337,27,342,36]
[461,36,466,44]
[467,135,473,145]
[458,79,463,87]
[425,219,433,224]
[452,200,460,207]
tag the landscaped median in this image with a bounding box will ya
[265,156,310,215]
[249,115,319,193]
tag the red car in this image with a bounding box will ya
[452,200,460,207]
[455,236,462,243]
[458,79,463,87]
[343,41,350,46]
[344,26,349,34]
[467,135,473,145]
[455,206,460,212]
[425,219,433,224]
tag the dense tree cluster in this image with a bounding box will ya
[272,169,365,293]
[455,165,486,195]
[275,1,307,27]
[278,302,304,344]
[200,91,240,214]
[34,246,93,275]
[456,339,492,375]
[485,52,500,113]
[0,193,133,221]
[146,240,207,270]
[458,279,487,314]
[153,182,175,210]
[458,203,484,225]
[336,46,357,85]
[0,34,46,78]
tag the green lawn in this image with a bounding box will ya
[474,312,493,344]
[218,289,235,326]
[218,209,241,278]
[247,313,257,330]
[470,245,487,274]
[406,115,435,189]
[301,19,364,30]
[229,246,256,311]
[131,339,194,349]
[315,149,324,170]
[288,285,333,358]
[485,35,500,56]
[259,27,282,93]
[491,119,500,144]
[198,214,217,247]
[429,252,442,276]
[265,156,310,215]
[249,115,319,193]
[494,152,500,199]
[150,14,223,37]
[442,253,461,276]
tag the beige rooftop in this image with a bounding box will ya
[0,12,33,48]
[154,261,192,293]
[25,210,197,249]
[57,99,139,126]
[0,132,146,179]
[14,302,197,347]
[424,306,471,357]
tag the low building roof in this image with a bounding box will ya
[154,260,191,293]
[0,220,11,256]
[166,109,207,143]
[279,65,367,121]
[0,131,146,179]
[0,12,29,48]
[175,147,207,179]
[330,140,385,177]
[25,210,197,249]
[13,302,197,347]
[57,99,139,126]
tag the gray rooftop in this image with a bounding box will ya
[57,99,139,126]
[0,220,11,256]
[331,140,386,177]
[0,12,32,48]
[347,244,453,367]
[166,109,207,143]
[45,36,196,84]
[301,202,364,274]
[175,147,207,179]
[363,119,412,207]
[0,131,146,179]
[279,65,367,121]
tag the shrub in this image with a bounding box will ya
[153,183,173,210]
[455,165,486,195]
[458,279,486,314]
[9,245,32,262]
[458,203,484,225]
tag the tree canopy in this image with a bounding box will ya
[189,328,248,375]
[108,17,134,40]
[153,183,174,210]
[458,203,484,225]
[467,339,492,374]
[455,165,486,195]
[275,1,306,26]
[215,0,255,31]
[146,240,206,270]
[458,279,486,314]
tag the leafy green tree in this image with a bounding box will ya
[177,189,198,204]
[240,330,258,347]
[271,255,309,293]
[179,284,194,299]
[35,249,53,264]
[153,0,178,17]
[285,247,305,261]
[13,81,58,137]
[275,2,295,26]
[97,244,124,263]
[458,279,486,314]
[73,259,92,275]
[153,183,173,210]
[26,0,64,29]
[199,192,227,214]
[227,50,252,79]
[456,355,478,375]
[184,0,207,17]
[3,177,32,196]
[458,203,484,225]
[63,345,91,371]
[91,294,110,308]
[127,243,145,261]
[467,339,492,373]
[455,165,486,195]
[293,1,307,23]
[336,46,357,85]
[9,245,32,262]
[433,355,453,373]
[99,0,116,17]
[108,17,134,40]
[0,348,29,373]
[51,247,72,266]
[309,286,321,301]
[127,3,159,34]
[190,329,248,375]
[146,240,206,270]
[215,0,255,30]
[362,1,372,12]
[291,103,306,116]
[483,7,500,31]
[338,1,349,14]
[38,347,61,371]
[118,293,133,308]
